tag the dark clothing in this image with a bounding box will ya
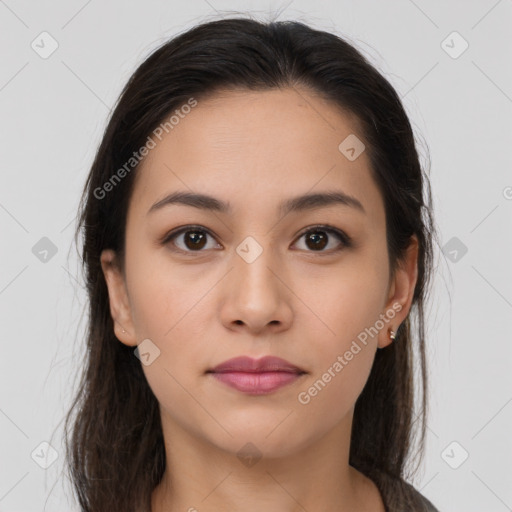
[372,470,440,512]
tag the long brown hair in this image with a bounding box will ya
[64,17,437,512]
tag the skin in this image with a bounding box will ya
[100,86,418,512]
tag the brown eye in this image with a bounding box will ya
[182,230,208,250]
[163,227,221,253]
[293,226,351,253]
[304,231,328,250]
[162,224,351,255]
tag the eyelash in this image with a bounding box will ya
[160,224,353,255]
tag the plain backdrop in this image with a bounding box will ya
[1,1,511,511]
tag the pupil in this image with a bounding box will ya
[185,231,206,250]
[307,231,327,250]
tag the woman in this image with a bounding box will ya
[64,17,440,512]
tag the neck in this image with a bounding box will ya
[151,409,385,512]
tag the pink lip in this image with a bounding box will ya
[207,356,306,395]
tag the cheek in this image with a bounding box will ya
[294,262,387,421]
[297,322,376,429]
[125,244,207,339]
[308,259,388,348]
[297,347,375,429]
[131,287,215,432]
[125,248,218,379]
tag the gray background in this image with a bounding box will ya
[1,0,511,510]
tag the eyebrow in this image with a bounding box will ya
[147,190,366,216]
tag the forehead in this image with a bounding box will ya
[128,87,384,223]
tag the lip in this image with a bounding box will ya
[207,356,306,395]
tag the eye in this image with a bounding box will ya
[162,226,221,253]
[161,224,352,254]
[292,225,352,253]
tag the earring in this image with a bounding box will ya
[389,328,396,340]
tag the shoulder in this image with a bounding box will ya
[371,470,440,512]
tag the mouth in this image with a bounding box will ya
[206,355,307,395]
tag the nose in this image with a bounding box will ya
[220,241,293,335]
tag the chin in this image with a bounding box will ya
[200,417,314,461]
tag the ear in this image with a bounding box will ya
[378,235,419,349]
[100,249,138,347]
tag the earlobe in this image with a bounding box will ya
[378,235,419,349]
[378,327,399,349]
[100,249,138,347]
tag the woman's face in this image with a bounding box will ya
[101,86,417,458]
